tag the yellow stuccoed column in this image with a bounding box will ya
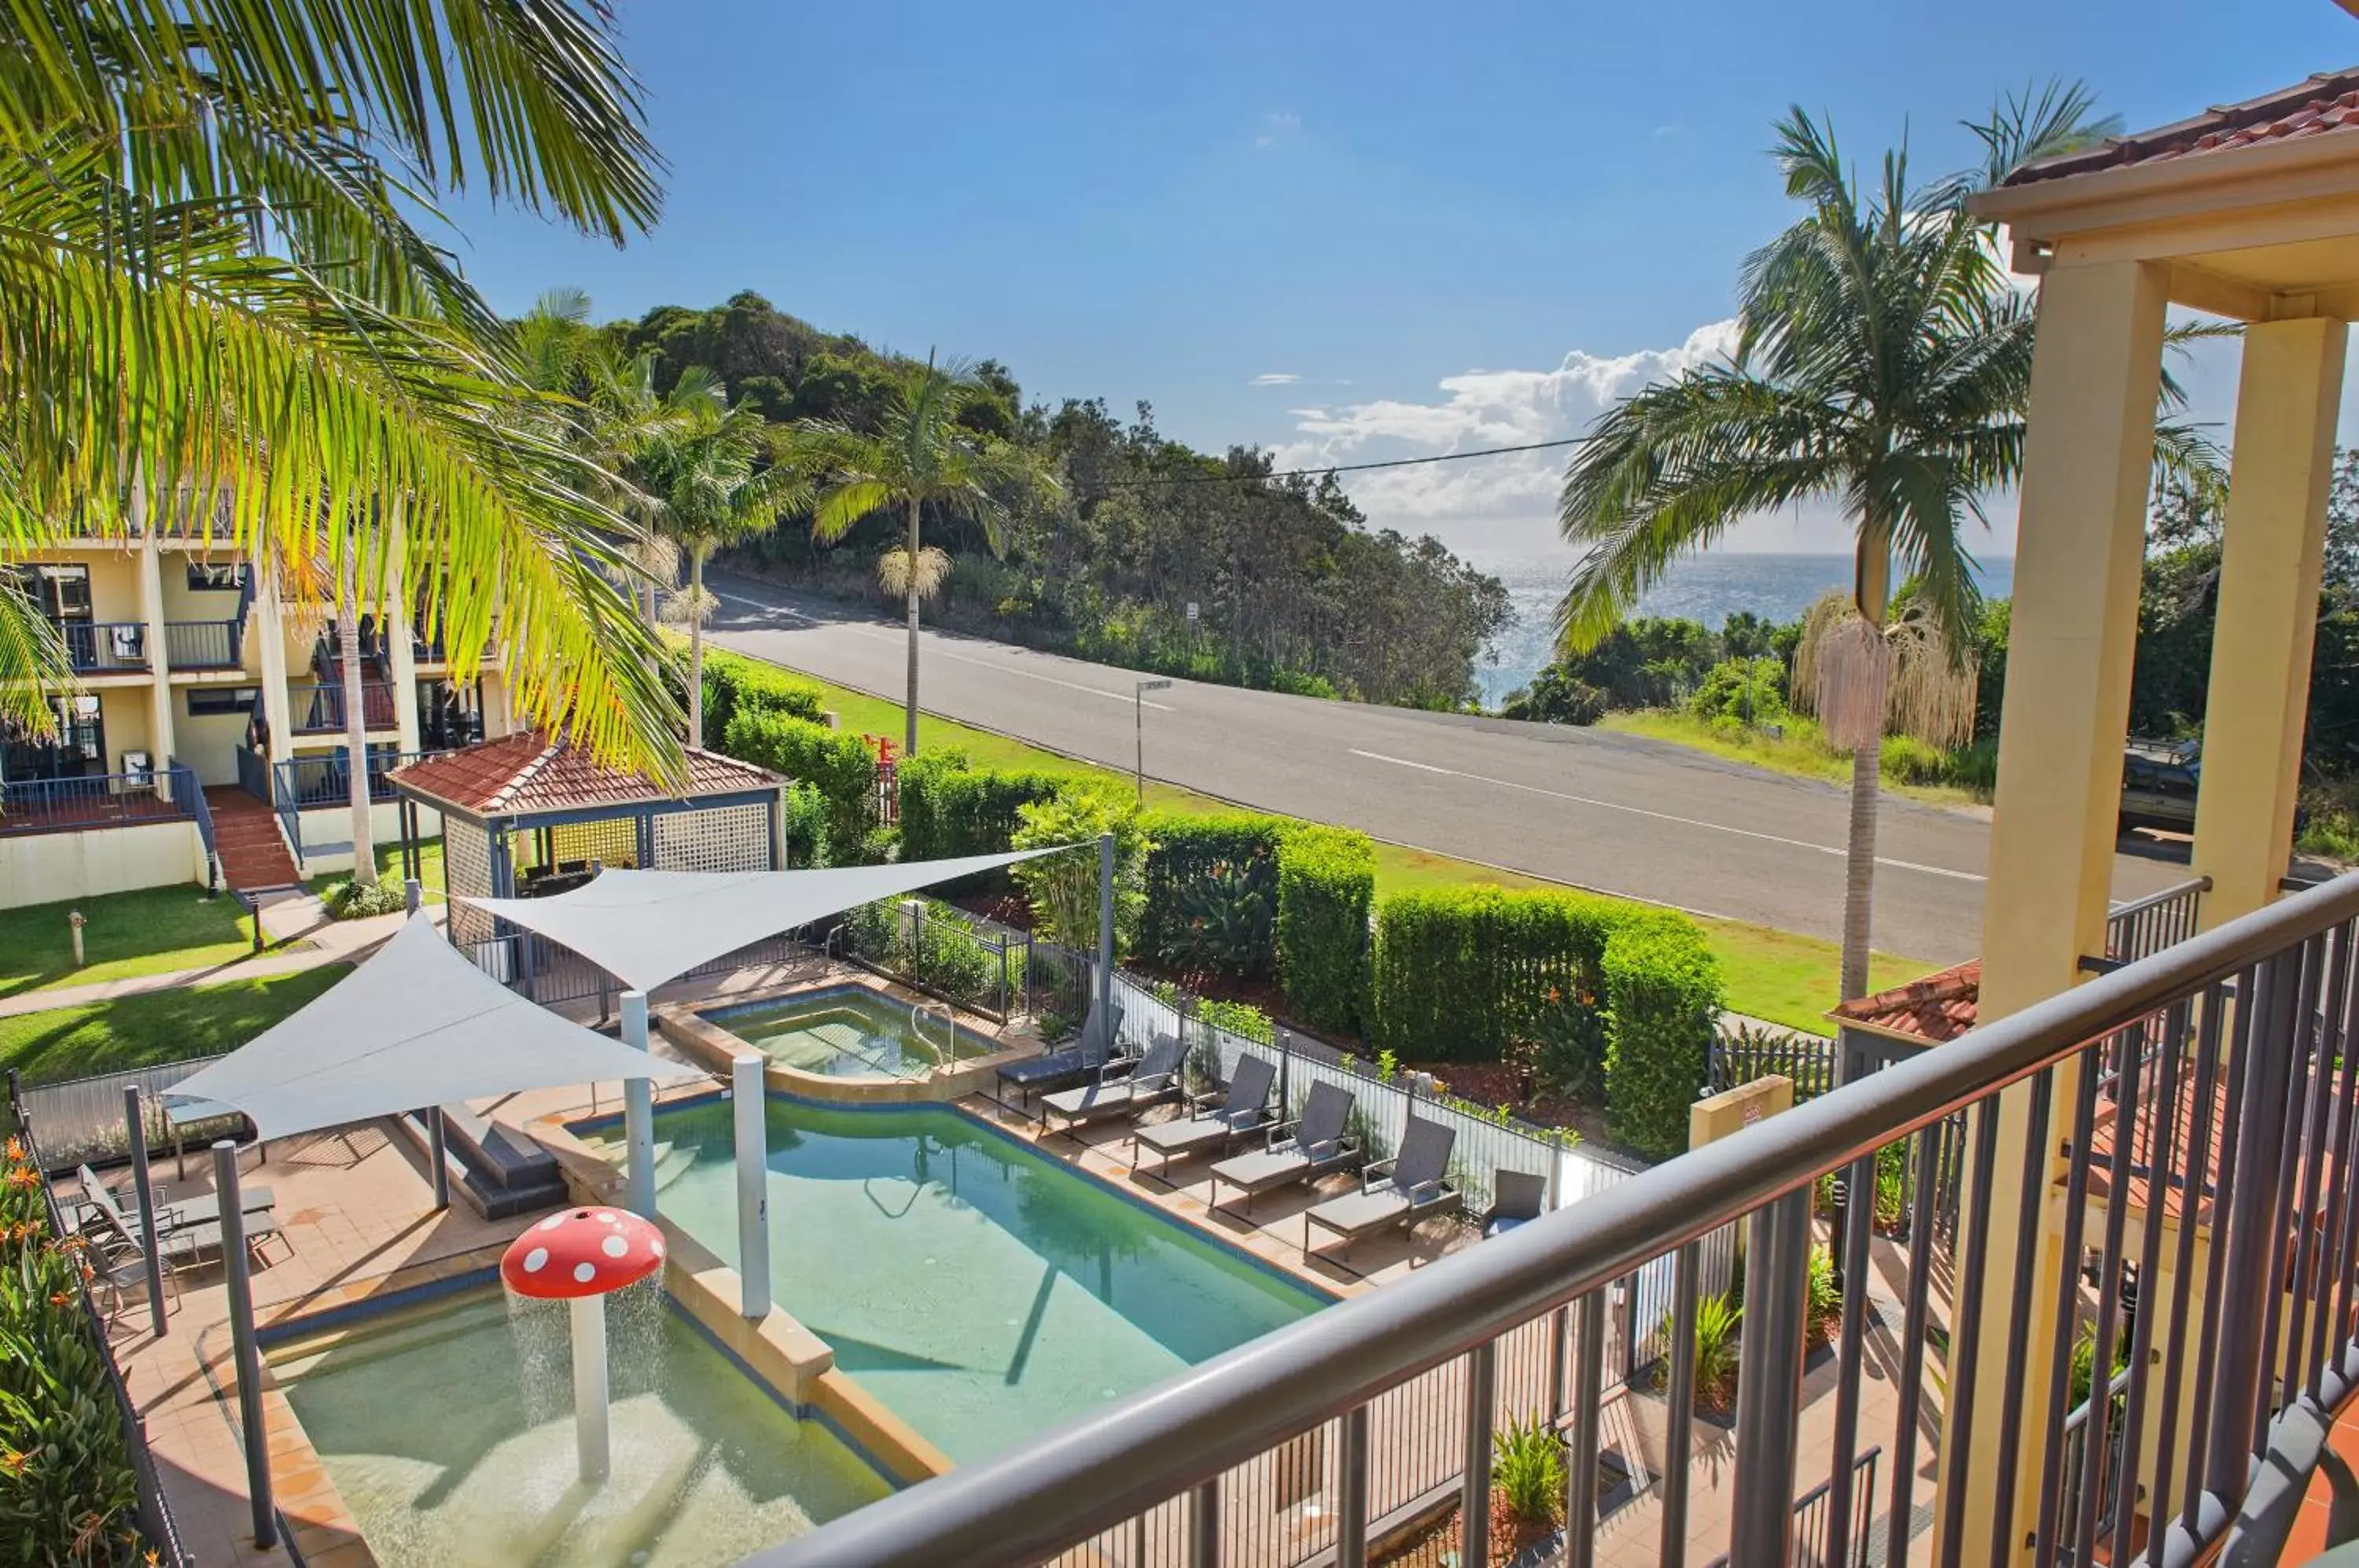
[1934,258,2166,1567]
[2191,315,2347,926]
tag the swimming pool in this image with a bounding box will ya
[594,1098,1330,1462]
[699,986,988,1080]
[269,1286,892,1566]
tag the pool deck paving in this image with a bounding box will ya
[82,1010,1947,1567]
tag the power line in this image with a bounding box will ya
[1087,435,1588,488]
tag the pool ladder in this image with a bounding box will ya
[910,1000,957,1079]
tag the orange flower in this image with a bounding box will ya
[0,1446,30,1478]
[4,1136,22,1161]
[49,1291,70,1308]
[6,1166,39,1189]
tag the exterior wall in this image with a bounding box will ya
[71,550,148,626]
[292,801,440,875]
[154,554,247,626]
[174,701,254,786]
[0,820,206,909]
[94,686,158,776]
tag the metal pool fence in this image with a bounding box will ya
[9,1057,242,1172]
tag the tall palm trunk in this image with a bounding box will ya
[688,547,707,746]
[338,547,377,888]
[903,495,922,758]
[1837,535,1891,1003]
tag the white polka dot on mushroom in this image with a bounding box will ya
[595,1212,616,1224]
[602,1235,629,1258]
[574,1262,597,1284]
[523,1248,548,1273]
[539,1216,565,1231]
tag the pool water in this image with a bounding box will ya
[599,1099,1328,1463]
[701,988,979,1080]
[270,1288,891,1567]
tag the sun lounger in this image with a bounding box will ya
[79,1164,275,1236]
[997,1003,1126,1108]
[1132,1053,1278,1176]
[1207,1081,1363,1212]
[1040,1033,1187,1134]
[1484,1169,1548,1238]
[1304,1116,1462,1257]
[79,1164,289,1269]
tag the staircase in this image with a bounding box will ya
[204,786,302,891]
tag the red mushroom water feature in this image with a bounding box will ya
[501,1206,666,1482]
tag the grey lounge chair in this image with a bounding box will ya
[80,1165,289,1269]
[1484,1169,1548,1238]
[998,1003,1126,1109]
[1040,1032,1187,1134]
[1132,1054,1278,1176]
[79,1164,275,1237]
[1207,1081,1364,1212]
[1304,1116,1461,1257]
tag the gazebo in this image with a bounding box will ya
[388,732,790,988]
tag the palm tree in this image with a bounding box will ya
[787,354,1058,756]
[1555,89,2214,1007]
[632,369,808,744]
[0,2,681,771]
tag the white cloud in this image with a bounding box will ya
[1249,372,1301,387]
[1255,110,1301,149]
[1271,321,1776,550]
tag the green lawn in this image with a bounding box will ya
[1599,710,1988,808]
[778,664,1936,1034]
[0,965,351,1084]
[307,837,447,904]
[0,885,260,1001]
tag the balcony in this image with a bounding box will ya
[58,620,150,673]
[163,617,245,670]
[744,872,2359,1568]
[289,680,398,735]
[273,748,442,810]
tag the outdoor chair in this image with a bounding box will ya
[1483,1169,1548,1238]
[79,1164,289,1272]
[79,1163,278,1240]
[1131,1053,1279,1177]
[996,1003,1126,1110]
[1040,1032,1187,1135]
[1303,1116,1462,1257]
[1206,1081,1364,1213]
[84,1231,179,1334]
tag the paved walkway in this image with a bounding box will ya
[0,899,438,1018]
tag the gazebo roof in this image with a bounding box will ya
[1826,959,1981,1046]
[2004,69,2359,186]
[389,731,782,820]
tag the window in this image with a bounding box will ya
[186,562,244,591]
[186,686,259,717]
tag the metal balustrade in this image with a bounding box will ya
[745,869,2359,1568]
[163,617,244,668]
[289,680,397,734]
[58,620,151,671]
[2104,877,2211,966]
[0,771,188,834]
[273,749,440,811]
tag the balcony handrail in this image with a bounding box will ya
[2107,875,2213,926]
[167,758,218,889]
[746,869,2359,1568]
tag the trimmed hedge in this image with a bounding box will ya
[720,709,877,852]
[700,648,827,748]
[1370,887,1720,1158]
[1138,813,1286,979]
[897,750,1067,862]
[1276,825,1375,1035]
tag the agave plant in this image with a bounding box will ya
[1489,1412,1568,1543]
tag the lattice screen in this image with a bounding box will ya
[443,818,495,945]
[653,802,771,873]
[549,816,641,870]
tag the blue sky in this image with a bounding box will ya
[454,0,2359,561]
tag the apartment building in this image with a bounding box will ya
[0,508,516,906]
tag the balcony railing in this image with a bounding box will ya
[273,749,441,811]
[0,770,194,837]
[749,869,2359,1568]
[163,617,243,669]
[58,620,150,672]
[289,681,397,734]
[2104,875,2211,966]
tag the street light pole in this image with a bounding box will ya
[1135,679,1172,803]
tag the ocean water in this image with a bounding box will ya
[1473,550,2016,709]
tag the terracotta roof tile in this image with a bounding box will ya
[2004,69,2359,186]
[1827,959,1980,1044]
[388,731,782,818]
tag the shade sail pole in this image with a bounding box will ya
[734,1052,770,1320]
[1095,833,1116,1052]
[621,991,657,1218]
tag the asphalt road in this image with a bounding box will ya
[707,571,2192,963]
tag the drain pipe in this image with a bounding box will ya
[620,990,657,1219]
[733,1051,770,1320]
[1095,833,1116,1052]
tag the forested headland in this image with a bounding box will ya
[602,290,1513,710]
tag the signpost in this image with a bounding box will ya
[1135,679,1172,801]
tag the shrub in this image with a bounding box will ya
[1139,813,1286,978]
[0,1139,143,1563]
[1489,1414,1567,1532]
[1657,1290,1741,1412]
[699,647,826,746]
[1599,914,1722,1158]
[1010,788,1151,950]
[720,709,878,851]
[897,751,1066,862]
[778,782,830,867]
[322,878,410,920]
[1805,1246,1841,1344]
[1687,657,1787,726]
[1275,825,1375,1036]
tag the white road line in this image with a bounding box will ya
[716,590,1172,709]
[1348,749,1984,883]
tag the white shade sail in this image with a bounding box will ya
[457,846,1078,995]
[164,915,706,1141]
